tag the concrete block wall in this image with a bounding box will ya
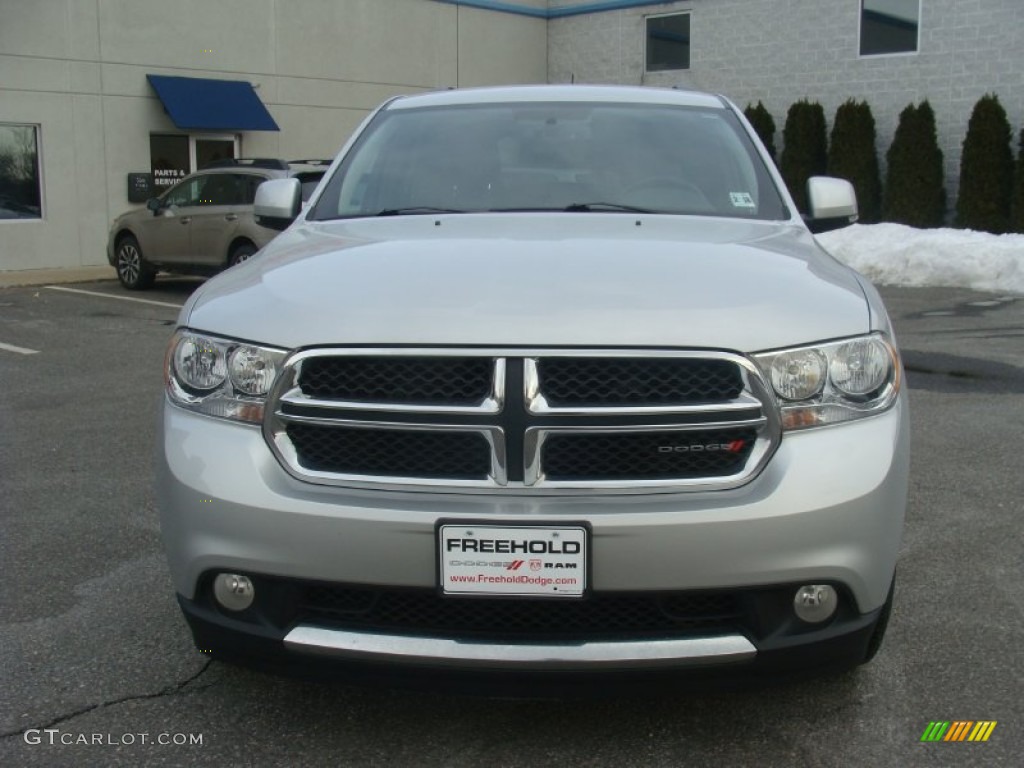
[548,0,1024,216]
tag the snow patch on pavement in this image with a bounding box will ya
[816,223,1024,294]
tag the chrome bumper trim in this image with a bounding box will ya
[283,625,757,669]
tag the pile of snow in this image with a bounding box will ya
[816,223,1024,294]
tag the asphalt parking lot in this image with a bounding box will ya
[1,275,1021,767]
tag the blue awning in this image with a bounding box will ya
[147,75,279,132]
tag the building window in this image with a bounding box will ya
[150,134,191,190]
[860,0,920,56]
[0,124,42,220]
[646,13,690,72]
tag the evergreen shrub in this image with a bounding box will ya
[780,99,828,213]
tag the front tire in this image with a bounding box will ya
[228,242,257,267]
[115,235,156,290]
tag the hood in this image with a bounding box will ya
[183,214,869,353]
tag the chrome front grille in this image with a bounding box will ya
[264,349,779,493]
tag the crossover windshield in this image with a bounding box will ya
[311,101,787,221]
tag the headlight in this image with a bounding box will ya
[769,348,826,401]
[165,331,287,424]
[755,333,901,430]
[173,335,227,391]
[229,345,279,395]
[829,337,891,398]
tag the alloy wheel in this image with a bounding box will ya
[118,243,140,284]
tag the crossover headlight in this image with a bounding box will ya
[754,333,901,430]
[165,331,288,424]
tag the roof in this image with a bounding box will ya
[386,84,726,111]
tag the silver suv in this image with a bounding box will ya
[107,159,326,289]
[158,86,909,692]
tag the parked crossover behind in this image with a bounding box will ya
[107,159,327,289]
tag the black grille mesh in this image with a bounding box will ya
[298,586,742,640]
[542,429,757,481]
[287,424,491,479]
[538,358,743,406]
[298,356,492,405]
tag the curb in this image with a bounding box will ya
[0,266,116,288]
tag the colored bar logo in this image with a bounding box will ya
[920,721,997,742]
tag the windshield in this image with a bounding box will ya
[311,101,787,221]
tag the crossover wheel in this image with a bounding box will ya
[229,242,257,267]
[115,235,156,290]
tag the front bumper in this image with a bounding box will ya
[179,586,886,693]
[157,393,908,679]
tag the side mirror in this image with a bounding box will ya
[805,177,858,234]
[146,197,163,213]
[255,178,302,231]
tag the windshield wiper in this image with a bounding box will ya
[373,206,467,216]
[563,202,658,213]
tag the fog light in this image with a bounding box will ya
[213,573,255,611]
[793,584,837,623]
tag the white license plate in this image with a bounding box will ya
[439,524,587,598]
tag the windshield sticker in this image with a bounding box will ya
[729,192,756,209]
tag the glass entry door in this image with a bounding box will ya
[194,137,237,170]
[151,134,239,185]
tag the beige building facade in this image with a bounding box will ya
[0,0,547,272]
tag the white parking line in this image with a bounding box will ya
[0,341,40,355]
[45,285,184,309]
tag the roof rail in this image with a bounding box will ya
[287,159,332,166]
[201,158,290,170]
